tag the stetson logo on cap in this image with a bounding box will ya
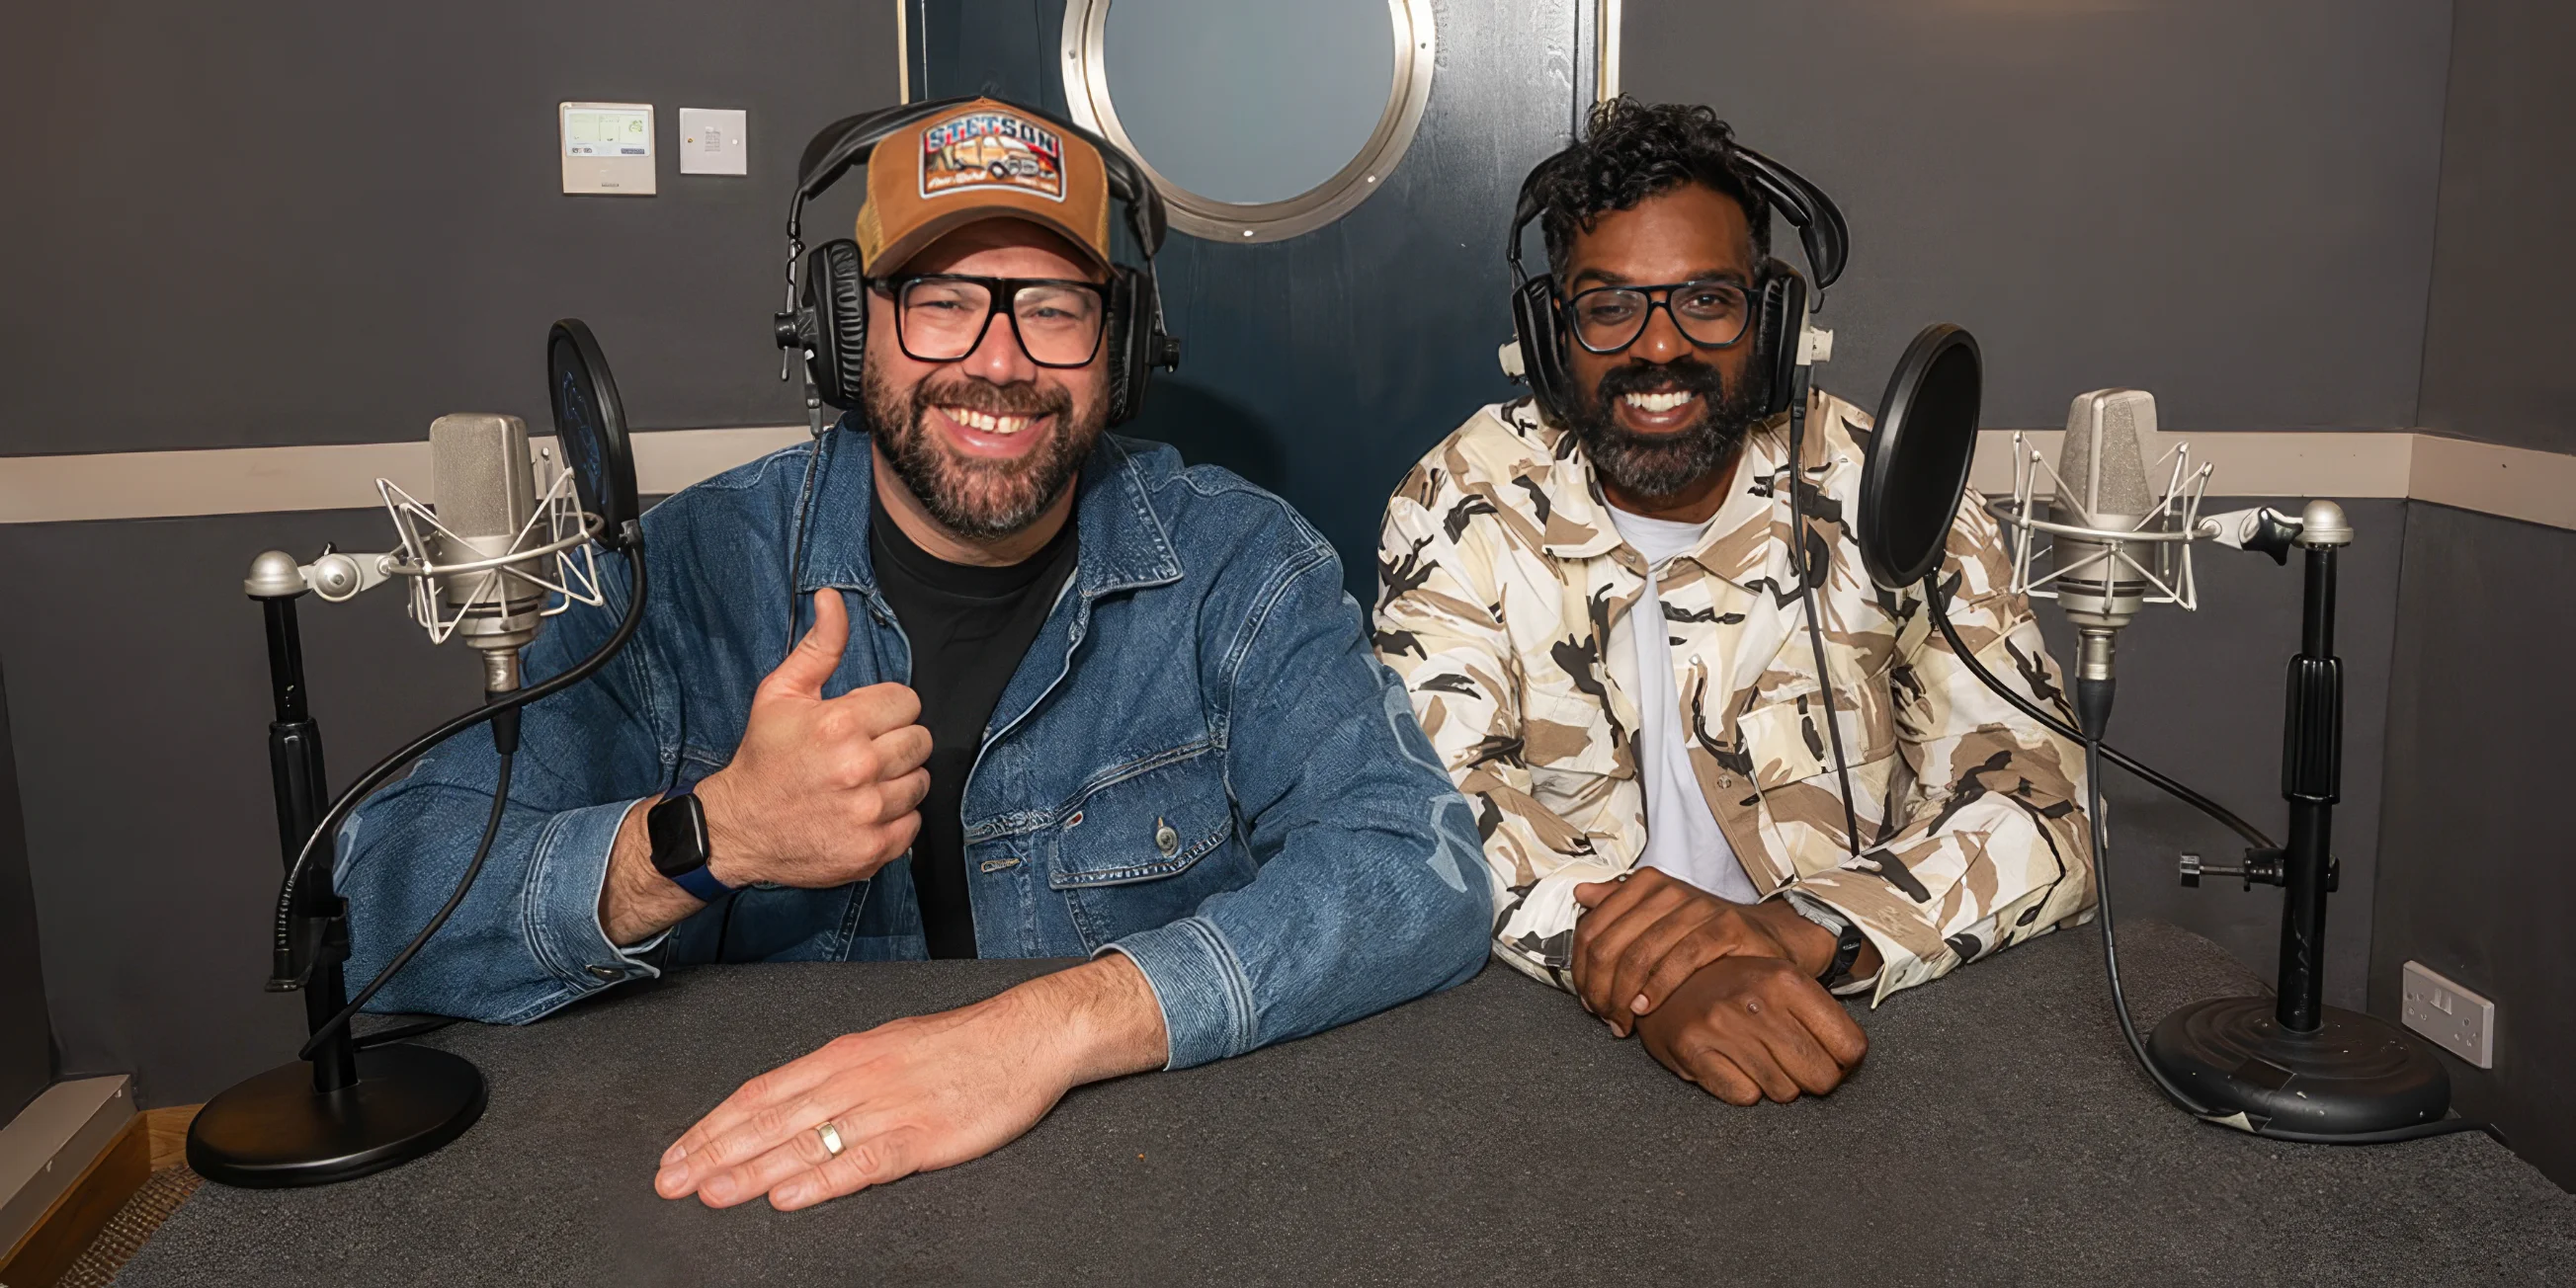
[856,97,1113,276]
[920,107,1066,203]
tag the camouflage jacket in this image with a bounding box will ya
[1373,392,2096,1005]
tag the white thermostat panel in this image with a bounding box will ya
[560,102,655,196]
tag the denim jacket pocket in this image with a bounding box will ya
[1047,742,1235,889]
[1045,742,1247,953]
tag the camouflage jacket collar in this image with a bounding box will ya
[1497,396,1816,594]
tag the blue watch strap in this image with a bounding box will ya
[670,862,734,903]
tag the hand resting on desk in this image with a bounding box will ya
[654,952,1168,1211]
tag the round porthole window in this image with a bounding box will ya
[1061,0,1437,244]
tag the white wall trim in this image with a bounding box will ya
[0,426,810,524]
[1969,429,2422,502]
[2405,434,2576,531]
[1969,429,2575,529]
[0,425,2567,531]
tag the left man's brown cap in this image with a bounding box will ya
[855,98,1114,275]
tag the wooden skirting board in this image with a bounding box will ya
[0,1105,198,1288]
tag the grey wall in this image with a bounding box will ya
[2415,1,2576,454]
[1,2,895,1105]
[0,0,897,456]
[1624,0,2453,432]
[2372,505,2576,1189]
[2371,0,2576,1192]
[0,670,49,1122]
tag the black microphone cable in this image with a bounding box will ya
[297,710,515,1062]
[1926,578,2492,1147]
[272,533,648,1056]
[1923,584,2271,851]
[1785,369,1866,860]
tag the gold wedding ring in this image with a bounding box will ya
[814,1120,845,1158]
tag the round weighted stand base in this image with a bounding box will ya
[187,1044,485,1188]
[2148,996,2450,1137]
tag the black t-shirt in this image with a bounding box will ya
[868,502,1079,959]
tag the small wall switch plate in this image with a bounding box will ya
[561,102,656,196]
[2401,961,2495,1069]
[679,108,748,176]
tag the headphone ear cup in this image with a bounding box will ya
[1755,262,1806,419]
[804,240,870,411]
[1108,266,1138,427]
[1513,275,1574,423]
[1104,266,1146,427]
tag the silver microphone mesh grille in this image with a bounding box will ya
[2056,389,2155,523]
[429,414,536,544]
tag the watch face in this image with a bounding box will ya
[647,793,709,878]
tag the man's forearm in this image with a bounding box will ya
[1016,952,1170,1083]
[601,797,704,945]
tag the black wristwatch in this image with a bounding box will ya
[1787,893,1867,988]
[647,783,734,902]
[1821,921,1867,988]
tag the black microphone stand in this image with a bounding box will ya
[185,552,486,1188]
[2144,501,2451,1137]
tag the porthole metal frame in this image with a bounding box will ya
[1060,0,1437,244]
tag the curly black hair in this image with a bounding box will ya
[1531,97,1771,280]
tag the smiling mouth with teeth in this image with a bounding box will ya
[940,406,1040,436]
[1621,390,1699,413]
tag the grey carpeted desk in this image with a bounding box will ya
[118,922,2576,1286]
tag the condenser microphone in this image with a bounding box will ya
[2047,389,2160,711]
[427,413,550,694]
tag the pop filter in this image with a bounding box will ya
[547,319,639,550]
[1857,324,1984,590]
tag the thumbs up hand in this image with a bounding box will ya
[695,589,933,890]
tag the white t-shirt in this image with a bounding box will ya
[1605,506,1763,905]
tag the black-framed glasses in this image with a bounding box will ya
[870,274,1109,367]
[1560,280,1753,355]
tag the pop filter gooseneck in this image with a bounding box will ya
[1860,324,2223,1118]
[1857,324,1984,591]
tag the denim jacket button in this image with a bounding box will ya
[585,964,623,982]
[1154,819,1180,858]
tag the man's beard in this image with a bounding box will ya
[1564,357,1767,502]
[865,366,1105,539]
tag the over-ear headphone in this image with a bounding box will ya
[1505,142,1848,425]
[771,96,1182,427]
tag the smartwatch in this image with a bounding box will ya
[1785,892,1867,988]
[1820,921,1867,989]
[646,783,734,902]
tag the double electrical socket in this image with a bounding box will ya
[2401,961,2495,1069]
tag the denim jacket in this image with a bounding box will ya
[337,423,1491,1068]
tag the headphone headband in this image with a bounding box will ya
[773,95,1180,428]
[1506,140,1846,289]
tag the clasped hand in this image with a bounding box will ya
[1570,868,1869,1104]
